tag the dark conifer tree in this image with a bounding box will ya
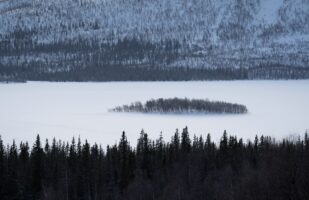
[205,133,213,153]
[82,140,91,200]
[218,130,229,168]
[181,127,191,153]
[171,129,180,161]
[31,135,44,200]
[19,142,31,198]
[140,131,152,179]
[156,132,166,167]
[68,137,78,200]
[119,131,129,190]
[44,139,50,154]
[0,141,6,198]
[305,131,309,151]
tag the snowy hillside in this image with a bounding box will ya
[0,0,308,81]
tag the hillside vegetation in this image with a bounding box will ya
[0,0,308,81]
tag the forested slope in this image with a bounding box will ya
[0,0,308,81]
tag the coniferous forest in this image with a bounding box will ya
[1,0,309,82]
[1,0,309,199]
[1,128,309,200]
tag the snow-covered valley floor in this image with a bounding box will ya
[0,80,308,146]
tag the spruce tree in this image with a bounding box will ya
[219,130,229,166]
[181,127,191,153]
[119,131,129,190]
[305,131,309,151]
[31,135,44,200]
[0,137,5,190]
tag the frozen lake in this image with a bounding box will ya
[1,80,309,146]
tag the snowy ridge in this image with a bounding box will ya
[0,0,308,45]
[0,0,308,80]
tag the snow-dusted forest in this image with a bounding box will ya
[0,0,308,81]
[1,1,309,199]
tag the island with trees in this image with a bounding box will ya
[110,98,248,114]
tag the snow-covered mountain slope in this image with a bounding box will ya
[0,0,308,80]
[0,0,308,45]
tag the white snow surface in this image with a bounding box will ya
[0,80,309,147]
[256,0,283,24]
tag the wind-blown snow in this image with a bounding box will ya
[256,0,283,24]
[0,81,308,146]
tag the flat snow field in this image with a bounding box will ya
[0,80,309,146]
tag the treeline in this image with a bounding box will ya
[0,33,180,63]
[0,64,248,82]
[2,63,309,82]
[1,62,308,82]
[111,98,248,114]
[248,65,309,80]
[0,33,249,81]
[1,32,309,81]
[1,128,309,200]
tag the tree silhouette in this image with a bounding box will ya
[0,129,308,199]
[31,135,44,200]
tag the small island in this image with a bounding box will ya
[110,98,248,114]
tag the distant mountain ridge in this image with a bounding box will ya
[1,0,308,43]
[0,0,309,81]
